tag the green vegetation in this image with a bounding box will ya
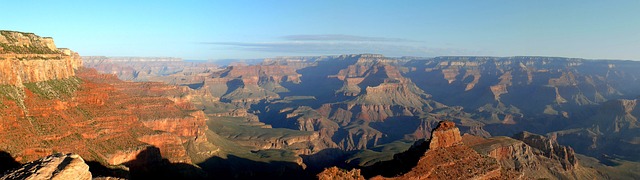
[194,128,301,164]
[0,43,60,54]
[0,31,19,42]
[196,115,313,165]
[0,84,23,101]
[0,84,25,108]
[24,77,82,99]
[346,140,413,167]
[76,107,93,119]
[578,154,640,179]
[0,31,60,54]
[207,116,314,140]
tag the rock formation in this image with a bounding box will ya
[206,64,302,107]
[552,98,640,161]
[0,31,82,86]
[0,153,91,180]
[513,131,578,170]
[317,167,365,180]
[427,121,463,149]
[347,121,607,179]
[0,68,211,166]
[392,121,501,179]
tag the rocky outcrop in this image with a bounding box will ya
[428,121,463,149]
[381,121,501,179]
[317,167,365,180]
[358,121,605,179]
[0,153,91,180]
[596,99,640,132]
[0,31,57,52]
[208,65,301,107]
[552,98,640,162]
[0,31,82,86]
[468,132,605,179]
[513,131,578,170]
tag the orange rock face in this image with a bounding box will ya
[0,68,208,168]
[221,65,301,84]
[398,144,501,180]
[317,167,365,180]
[428,121,463,149]
[0,31,82,86]
[380,121,501,180]
[369,121,603,180]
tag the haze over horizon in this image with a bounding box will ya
[2,0,639,60]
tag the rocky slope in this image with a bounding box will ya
[552,98,640,161]
[0,68,212,166]
[468,133,603,179]
[0,31,82,86]
[208,64,302,107]
[0,153,91,180]
[388,121,502,179]
[337,121,606,179]
[317,167,364,180]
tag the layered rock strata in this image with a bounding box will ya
[0,31,82,86]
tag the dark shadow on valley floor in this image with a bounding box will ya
[301,148,353,176]
[86,161,130,179]
[197,154,312,180]
[123,146,208,180]
[355,139,429,178]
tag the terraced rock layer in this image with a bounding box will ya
[0,68,209,168]
[0,31,82,86]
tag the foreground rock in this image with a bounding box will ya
[1,153,91,180]
[317,167,365,180]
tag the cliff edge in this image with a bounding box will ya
[0,30,82,86]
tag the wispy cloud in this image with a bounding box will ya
[200,34,481,57]
[202,41,475,57]
[281,34,418,42]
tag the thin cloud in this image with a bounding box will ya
[281,34,419,42]
[203,41,477,57]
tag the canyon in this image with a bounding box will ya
[2,30,640,179]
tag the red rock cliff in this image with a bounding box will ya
[0,31,82,86]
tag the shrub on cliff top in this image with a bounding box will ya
[0,43,60,54]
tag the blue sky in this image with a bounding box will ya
[2,1,639,60]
